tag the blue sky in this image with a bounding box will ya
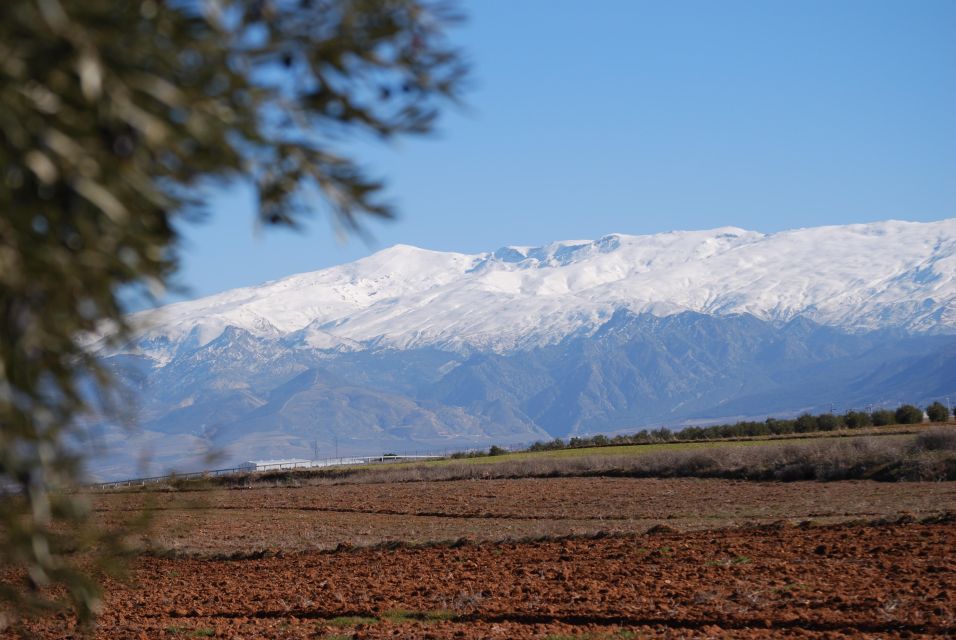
[171,0,956,302]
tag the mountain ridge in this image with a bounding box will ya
[85,218,956,479]
[111,218,956,364]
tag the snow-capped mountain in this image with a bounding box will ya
[119,219,956,362]
[88,219,956,480]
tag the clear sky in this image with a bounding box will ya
[169,0,956,303]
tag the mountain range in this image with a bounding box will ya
[86,219,956,479]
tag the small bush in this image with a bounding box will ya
[843,411,872,429]
[926,401,951,423]
[795,414,817,433]
[650,427,672,441]
[871,409,896,426]
[528,440,565,452]
[913,428,956,452]
[895,404,924,425]
[766,418,795,434]
[449,449,489,459]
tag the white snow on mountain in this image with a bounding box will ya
[118,218,956,361]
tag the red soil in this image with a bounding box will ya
[95,477,956,554]
[9,518,955,639]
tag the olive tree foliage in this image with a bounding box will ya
[895,404,925,425]
[0,0,465,622]
[926,401,951,423]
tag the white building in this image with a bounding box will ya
[236,454,444,474]
[238,458,317,472]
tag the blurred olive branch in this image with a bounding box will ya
[0,0,466,626]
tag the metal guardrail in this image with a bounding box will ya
[90,454,446,490]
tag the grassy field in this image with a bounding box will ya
[443,440,766,463]
[345,422,937,470]
[430,430,924,465]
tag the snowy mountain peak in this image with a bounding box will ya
[121,218,956,360]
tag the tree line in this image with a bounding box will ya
[520,401,954,453]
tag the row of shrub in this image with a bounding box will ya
[256,428,956,486]
[154,425,956,493]
[518,401,954,454]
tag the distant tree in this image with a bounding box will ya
[590,434,610,447]
[843,411,873,429]
[736,421,768,437]
[680,426,705,440]
[650,427,672,442]
[751,421,771,437]
[895,404,924,425]
[488,445,507,457]
[529,438,566,451]
[925,402,951,423]
[815,413,840,431]
[0,0,465,622]
[871,409,896,426]
[794,413,817,433]
[766,418,795,435]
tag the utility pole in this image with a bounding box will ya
[312,439,318,461]
[335,434,339,460]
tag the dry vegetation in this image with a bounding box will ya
[133,428,956,493]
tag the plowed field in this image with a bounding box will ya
[15,519,956,639]
[6,478,956,638]
[96,477,956,554]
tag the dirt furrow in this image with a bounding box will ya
[8,518,954,639]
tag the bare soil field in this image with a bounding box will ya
[95,477,956,555]
[5,477,956,638]
[12,518,956,639]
